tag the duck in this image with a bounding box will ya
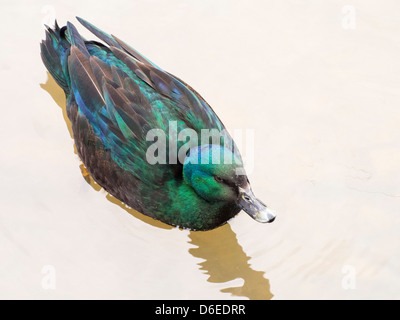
[40,17,276,231]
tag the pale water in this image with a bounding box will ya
[0,0,399,299]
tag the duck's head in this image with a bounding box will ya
[183,144,276,224]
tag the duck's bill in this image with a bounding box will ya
[238,187,276,223]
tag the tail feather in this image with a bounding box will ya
[66,22,90,58]
[76,16,156,67]
[76,16,121,49]
[40,21,71,92]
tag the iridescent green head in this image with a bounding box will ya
[183,145,276,223]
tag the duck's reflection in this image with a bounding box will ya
[41,73,273,300]
[189,224,273,300]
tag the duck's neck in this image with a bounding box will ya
[159,179,239,231]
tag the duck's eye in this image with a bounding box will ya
[214,176,223,183]
[243,194,251,201]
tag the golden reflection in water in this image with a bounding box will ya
[41,73,273,300]
[189,224,273,300]
[40,73,72,138]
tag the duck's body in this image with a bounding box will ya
[41,18,275,230]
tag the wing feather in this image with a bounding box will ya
[67,18,235,184]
